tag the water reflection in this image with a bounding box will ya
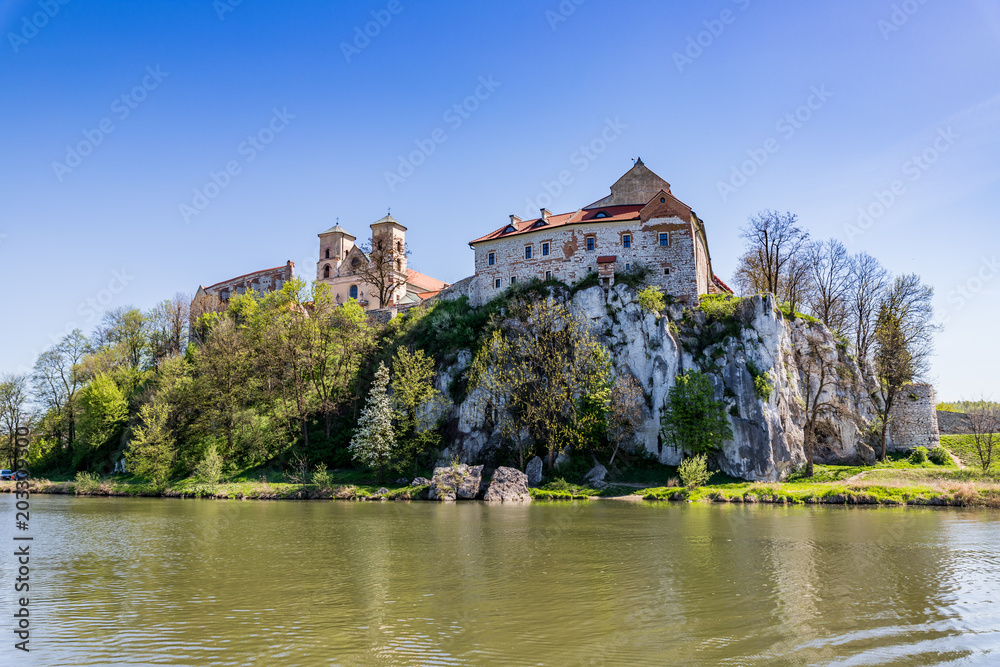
[1,496,998,666]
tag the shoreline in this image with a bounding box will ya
[4,478,998,508]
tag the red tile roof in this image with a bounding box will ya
[204,263,292,290]
[406,268,449,292]
[596,255,617,264]
[469,205,644,245]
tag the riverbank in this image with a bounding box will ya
[6,457,1000,507]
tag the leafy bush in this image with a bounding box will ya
[570,271,600,294]
[637,286,665,313]
[74,471,101,493]
[311,463,333,489]
[928,447,951,466]
[698,294,741,322]
[746,360,773,401]
[195,445,224,486]
[660,371,733,454]
[678,454,710,488]
[909,446,929,464]
[616,263,651,289]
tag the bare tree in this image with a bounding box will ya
[606,373,644,466]
[355,230,410,307]
[967,399,1000,472]
[0,374,31,468]
[846,252,888,364]
[32,330,90,447]
[733,210,811,303]
[807,239,852,334]
[796,335,840,477]
[149,295,190,363]
[94,306,150,371]
[871,274,937,460]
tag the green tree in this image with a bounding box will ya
[126,401,176,486]
[76,373,129,468]
[391,347,440,471]
[349,362,396,483]
[194,444,224,487]
[660,370,733,454]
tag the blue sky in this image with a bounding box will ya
[1,0,998,400]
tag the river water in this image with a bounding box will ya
[2,496,998,666]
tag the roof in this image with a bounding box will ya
[322,223,355,238]
[713,274,735,295]
[372,214,406,229]
[596,255,617,264]
[406,268,449,292]
[204,262,293,291]
[469,204,644,245]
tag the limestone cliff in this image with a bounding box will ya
[428,285,929,482]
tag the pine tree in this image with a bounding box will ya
[349,362,396,483]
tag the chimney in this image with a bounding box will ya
[540,208,552,221]
[509,214,522,227]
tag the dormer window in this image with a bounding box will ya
[533,219,548,228]
[660,197,666,203]
[595,211,609,219]
[504,225,517,234]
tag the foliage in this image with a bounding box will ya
[75,373,128,468]
[73,471,102,493]
[928,447,951,466]
[311,463,333,489]
[699,294,742,322]
[637,286,665,313]
[605,374,645,465]
[391,347,441,470]
[678,454,711,488]
[615,263,651,289]
[125,401,176,486]
[349,362,396,483]
[745,360,773,401]
[569,271,600,294]
[660,371,733,454]
[909,446,928,464]
[194,444,224,486]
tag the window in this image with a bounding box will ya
[324,248,330,259]
[396,259,402,271]
[525,246,533,259]
[323,265,331,279]
[488,252,495,266]
[595,211,609,218]
[625,263,630,272]
[660,197,666,203]
[511,276,517,285]
[349,285,358,299]
[586,236,595,252]
[659,232,670,247]
[495,278,501,289]
[542,242,550,256]
[663,268,670,276]
[622,234,632,248]
[397,241,403,252]
[545,271,552,280]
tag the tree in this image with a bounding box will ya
[0,374,31,469]
[733,210,811,312]
[349,362,396,483]
[871,274,936,460]
[469,299,612,468]
[606,373,644,466]
[391,347,441,473]
[31,330,89,449]
[149,295,190,364]
[806,239,851,334]
[94,307,150,371]
[125,400,176,486]
[660,370,733,455]
[76,373,129,469]
[356,229,410,307]
[191,318,256,458]
[967,399,1000,472]
[846,252,888,364]
[796,335,840,477]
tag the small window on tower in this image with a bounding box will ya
[323,265,331,279]
[495,278,501,289]
[325,248,330,259]
[349,285,358,299]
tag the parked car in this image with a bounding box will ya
[0,470,14,481]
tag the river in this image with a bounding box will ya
[2,496,998,666]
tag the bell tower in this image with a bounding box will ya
[317,221,356,282]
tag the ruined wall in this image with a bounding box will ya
[887,384,940,450]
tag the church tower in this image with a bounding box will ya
[370,213,408,303]
[317,222,356,282]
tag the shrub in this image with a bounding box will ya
[746,360,774,401]
[660,370,733,454]
[699,294,741,322]
[311,463,333,489]
[909,446,929,464]
[678,454,711,488]
[637,286,665,313]
[195,445,224,486]
[928,447,951,466]
[74,471,101,493]
[616,263,651,289]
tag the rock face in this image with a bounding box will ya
[428,465,483,501]
[525,456,543,487]
[584,462,608,486]
[429,285,935,483]
[483,467,531,503]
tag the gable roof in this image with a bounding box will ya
[406,268,449,292]
[469,204,645,245]
[585,158,672,209]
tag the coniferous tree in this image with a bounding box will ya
[349,362,396,483]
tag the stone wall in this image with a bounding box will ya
[936,410,973,435]
[887,384,940,450]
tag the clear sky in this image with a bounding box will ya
[1,0,998,400]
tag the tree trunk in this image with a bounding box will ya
[300,418,309,450]
[805,423,814,477]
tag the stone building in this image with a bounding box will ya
[468,159,731,306]
[192,260,295,314]
[887,383,941,451]
[316,214,449,309]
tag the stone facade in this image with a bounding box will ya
[316,214,449,309]
[192,260,295,314]
[887,384,941,451]
[468,160,729,306]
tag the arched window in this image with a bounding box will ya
[349,285,358,300]
[396,240,403,252]
[325,248,330,259]
[323,265,331,279]
[396,259,402,271]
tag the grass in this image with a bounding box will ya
[940,434,998,473]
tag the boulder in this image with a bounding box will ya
[411,476,432,487]
[395,478,409,485]
[483,466,532,503]
[554,447,573,469]
[525,456,543,487]
[584,462,607,486]
[428,465,483,501]
[856,441,877,466]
